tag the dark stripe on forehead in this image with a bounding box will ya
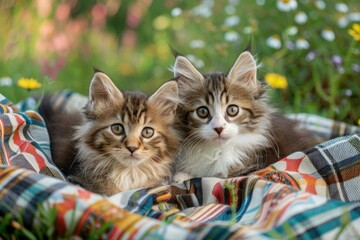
[122,92,148,123]
[205,73,228,103]
[220,90,229,104]
[205,94,210,105]
[139,109,147,123]
[207,73,225,89]
[208,91,215,104]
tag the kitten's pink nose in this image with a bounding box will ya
[214,127,223,135]
[127,146,138,153]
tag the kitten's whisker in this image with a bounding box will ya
[176,137,202,159]
[267,127,281,160]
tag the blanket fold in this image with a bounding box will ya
[1,93,360,239]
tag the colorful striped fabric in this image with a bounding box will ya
[0,94,65,181]
[1,93,360,239]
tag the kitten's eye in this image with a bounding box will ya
[227,105,239,117]
[196,107,209,118]
[142,127,154,138]
[111,124,124,135]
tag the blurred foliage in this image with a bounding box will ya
[0,0,359,123]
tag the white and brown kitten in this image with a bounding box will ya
[39,72,180,195]
[173,51,318,181]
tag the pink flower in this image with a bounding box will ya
[40,58,66,80]
[55,3,71,22]
[92,3,107,28]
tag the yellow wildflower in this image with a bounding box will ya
[17,78,42,90]
[264,73,288,89]
[357,119,360,126]
[348,23,360,41]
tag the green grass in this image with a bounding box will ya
[1,1,359,124]
[0,203,58,239]
[0,201,113,239]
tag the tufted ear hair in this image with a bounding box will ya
[173,56,204,83]
[148,80,179,116]
[173,55,205,96]
[87,72,124,112]
[227,51,257,88]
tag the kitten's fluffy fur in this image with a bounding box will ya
[173,52,318,181]
[39,72,180,195]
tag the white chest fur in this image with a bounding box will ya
[175,132,269,179]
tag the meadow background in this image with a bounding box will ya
[0,0,359,124]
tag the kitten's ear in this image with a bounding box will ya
[227,51,257,87]
[149,81,178,115]
[88,72,124,108]
[173,56,203,82]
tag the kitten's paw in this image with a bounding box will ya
[173,172,192,183]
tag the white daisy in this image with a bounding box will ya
[224,31,240,42]
[171,8,182,17]
[266,35,282,49]
[295,11,308,24]
[321,28,335,41]
[224,16,240,27]
[335,3,348,13]
[287,26,298,35]
[190,40,205,49]
[243,26,253,34]
[315,0,326,10]
[277,0,297,12]
[0,77,13,87]
[338,16,349,28]
[192,0,214,18]
[348,12,360,22]
[295,38,310,49]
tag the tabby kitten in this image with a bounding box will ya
[173,51,318,181]
[39,72,180,195]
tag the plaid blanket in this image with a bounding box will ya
[1,92,360,239]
